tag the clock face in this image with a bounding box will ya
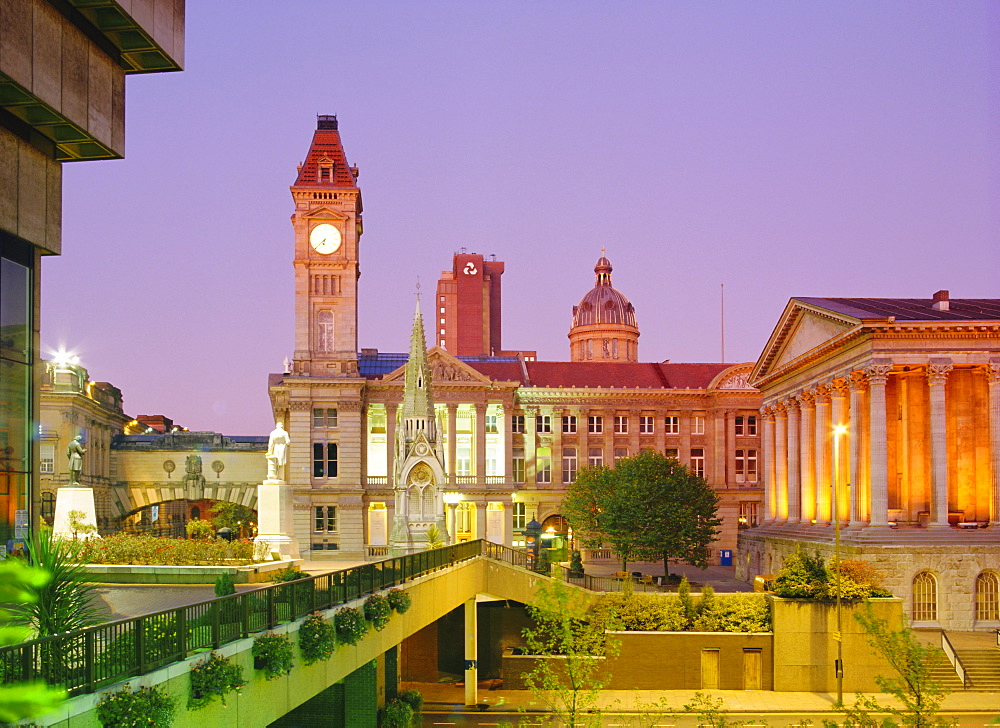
[310,223,342,254]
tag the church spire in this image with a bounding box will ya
[400,296,435,429]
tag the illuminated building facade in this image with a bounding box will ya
[738,293,1000,630]
[0,0,183,540]
[269,118,764,561]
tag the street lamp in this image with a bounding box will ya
[832,423,848,705]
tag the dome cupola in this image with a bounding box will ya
[568,253,640,362]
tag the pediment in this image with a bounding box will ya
[751,300,859,385]
[710,363,757,390]
[382,348,494,385]
[304,207,349,222]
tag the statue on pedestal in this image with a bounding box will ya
[66,435,85,486]
[266,422,290,481]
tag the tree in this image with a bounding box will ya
[209,501,256,537]
[563,450,722,580]
[831,605,953,727]
[518,579,617,728]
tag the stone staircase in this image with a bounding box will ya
[956,648,1000,691]
[926,647,965,690]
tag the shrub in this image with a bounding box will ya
[270,565,305,583]
[398,688,424,715]
[591,593,687,632]
[96,684,175,727]
[188,651,246,709]
[335,606,368,645]
[185,518,215,540]
[77,533,267,566]
[214,572,236,597]
[387,588,411,614]
[773,549,894,601]
[364,594,392,631]
[380,698,414,728]
[299,612,336,664]
[693,593,772,633]
[252,632,293,679]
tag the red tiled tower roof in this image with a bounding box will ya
[293,115,358,188]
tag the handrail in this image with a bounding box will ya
[552,563,661,593]
[0,539,486,696]
[940,629,968,687]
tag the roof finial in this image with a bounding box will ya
[415,277,421,300]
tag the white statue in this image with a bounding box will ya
[266,422,290,481]
[66,435,86,485]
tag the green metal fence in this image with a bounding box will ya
[0,539,524,696]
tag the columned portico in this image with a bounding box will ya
[927,359,952,528]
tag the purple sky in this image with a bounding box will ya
[41,2,999,436]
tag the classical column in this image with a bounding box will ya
[474,501,486,540]
[786,399,801,524]
[848,372,867,527]
[797,392,816,523]
[552,408,564,487]
[603,409,615,463]
[988,361,1000,526]
[447,404,458,480]
[762,406,776,522]
[774,402,788,522]
[447,502,458,544]
[500,404,514,486]
[830,379,850,526]
[866,361,893,527]
[385,403,397,487]
[474,402,487,481]
[927,359,953,527]
[525,407,538,485]
[359,404,368,484]
[813,385,831,525]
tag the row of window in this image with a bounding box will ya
[914,571,1000,622]
[513,414,758,436]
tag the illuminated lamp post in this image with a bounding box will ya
[832,423,848,705]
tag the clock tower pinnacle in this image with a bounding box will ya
[290,115,363,377]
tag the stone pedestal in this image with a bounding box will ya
[255,479,300,559]
[52,487,99,540]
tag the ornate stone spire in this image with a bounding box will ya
[400,296,436,435]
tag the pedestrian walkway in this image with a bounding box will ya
[580,560,752,592]
[403,680,1000,721]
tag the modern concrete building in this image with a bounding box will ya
[435,251,505,357]
[0,0,184,542]
[738,293,1000,630]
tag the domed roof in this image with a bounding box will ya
[571,255,637,328]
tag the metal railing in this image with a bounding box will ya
[940,629,968,687]
[0,540,486,697]
[552,563,661,593]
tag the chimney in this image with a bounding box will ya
[932,290,950,311]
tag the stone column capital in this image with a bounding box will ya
[812,383,831,403]
[865,361,893,387]
[848,370,869,392]
[784,397,801,414]
[796,391,816,408]
[927,359,953,386]
[987,359,1000,386]
[760,405,775,420]
[829,378,850,398]
[772,401,788,416]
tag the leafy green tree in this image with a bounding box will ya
[563,450,722,580]
[0,559,67,722]
[519,579,617,728]
[831,605,953,727]
[209,501,256,537]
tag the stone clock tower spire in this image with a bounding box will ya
[290,115,363,377]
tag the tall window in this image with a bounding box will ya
[513,502,527,531]
[313,407,338,428]
[664,448,678,459]
[639,416,654,435]
[747,416,757,435]
[588,448,603,467]
[512,448,525,483]
[976,572,999,621]
[735,449,758,483]
[314,505,337,532]
[317,310,335,352]
[562,448,577,483]
[692,415,705,435]
[536,448,551,484]
[39,445,54,474]
[614,415,628,434]
[588,416,603,435]
[485,414,498,434]
[613,447,628,464]
[664,416,679,434]
[690,448,705,477]
[562,415,577,434]
[40,491,55,524]
[734,415,757,436]
[912,572,937,622]
[739,502,758,529]
[512,415,525,434]
[313,442,338,478]
[536,415,552,434]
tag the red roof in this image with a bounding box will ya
[293,117,357,188]
[465,360,733,389]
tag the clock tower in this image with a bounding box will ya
[291,115,363,377]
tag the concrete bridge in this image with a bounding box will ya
[34,549,541,728]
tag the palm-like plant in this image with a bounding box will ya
[18,529,102,637]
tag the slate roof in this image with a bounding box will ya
[798,297,1000,322]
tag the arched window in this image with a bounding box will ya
[317,310,335,353]
[912,572,937,622]
[975,572,999,621]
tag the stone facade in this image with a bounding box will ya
[738,294,1000,631]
